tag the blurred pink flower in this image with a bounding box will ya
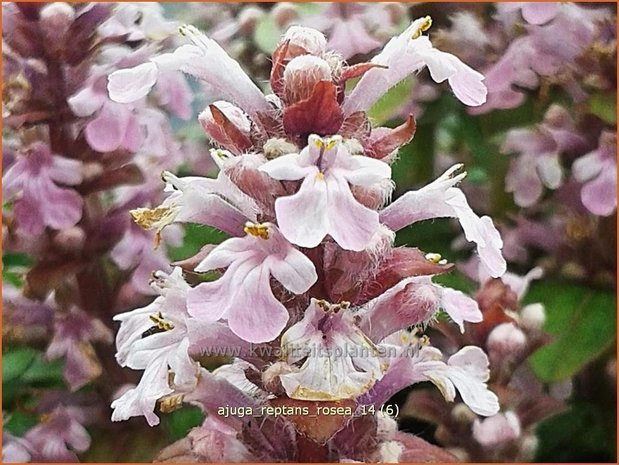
[2,142,83,236]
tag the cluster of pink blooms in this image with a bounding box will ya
[437,2,616,280]
[402,259,570,461]
[103,17,513,461]
[2,2,194,461]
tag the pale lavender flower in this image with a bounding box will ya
[187,223,317,343]
[344,16,487,116]
[381,164,506,278]
[472,410,522,446]
[260,134,391,251]
[46,307,113,391]
[2,142,83,236]
[572,130,617,216]
[278,299,384,401]
[23,406,90,462]
[112,267,198,426]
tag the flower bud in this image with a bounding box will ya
[450,403,476,424]
[271,2,298,28]
[487,322,527,359]
[283,55,332,104]
[520,302,545,331]
[473,411,521,447]
[40,2,75,29]
[52,226,86,253]
[237,6,264,35]
[199,101,252,153]
[518,433,539,461]
[281,26,327,57]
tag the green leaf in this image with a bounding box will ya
[536,403,616,462]
[368,78,413,126]
[253,15,281,55]
[3,253,33,268]
[3,411,38,436]
[20,354,65,386]
[525,280,616,382]
[167,224,227,262]
[164,406,205,441]
[588,91,617,124]
[2,347,37,382]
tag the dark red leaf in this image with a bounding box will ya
[368,114,417,159]
[283,80,344,138]
[270,40,290,98]
[208,104,254,154]
[340,62,388,83]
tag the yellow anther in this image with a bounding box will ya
[244,222,270,240]
[411,16,433,39]
[419,335,430,346]
[159,394,185,413]
[316,171,325,181]
[149,312,175,331]
[425,252,443,264]
[314,138,324,149]
[326,139,338,150]
[130,207,172,230]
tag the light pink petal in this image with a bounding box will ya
[49,156,83,185]
[226,264,289,343]
[194,237,254,272]
[121,112,144,152]
[506,156,544,207]
[85,101,132,153]
[440,287,482,332]
[186,271,235,323]
[259,154,316,181]
[107,62,159,104]
[111,356,173,426]
[340,155,392,187]
[537,153,562,189]
[40,179,83,231]
[521,3,560,25]
[572,151,603,182]
[326,174,380,251]
[581,167,617,216]
[275,174,329,248]
[473,411,521,447]
[155,71,193,120]
[327,18,382,59]
[67,84,106,117]
[266,245,317,294]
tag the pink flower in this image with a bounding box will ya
[380,164,506,278]
[259,134,391,251]
[343,16,487,116]
[46,307,113,391]
[112,268,198,426]
[187,223,317,343]
[23,406,90,462]
[363,339,499,417]
[107,25,270,121]
[573,131,617,216]
[68,76,143,153]
[499,2,561,25]
[129,169,257,240]
[2,142,83,236]
[278,299,384,401]
[360,275,482,340]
